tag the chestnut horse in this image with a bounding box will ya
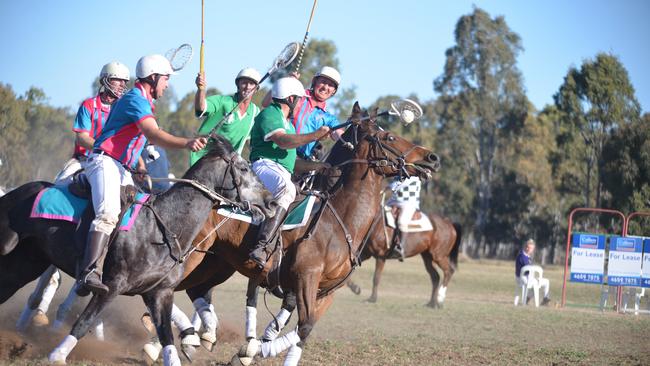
[171,103,439,365]
[347,210,461,308]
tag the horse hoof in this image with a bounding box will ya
[351,286,361,295]
[142,341,162,365]
[230,339,260,366]
[181,344,197,363]
[365,297,377,303]
[32,310,49,327]
[200,332,217,352]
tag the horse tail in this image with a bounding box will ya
[450,222,462,271]
[0,181,51,255]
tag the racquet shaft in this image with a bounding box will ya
[294,0,318,73]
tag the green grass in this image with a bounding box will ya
[1,258,649,365]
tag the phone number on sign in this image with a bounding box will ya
[573,273,600,282]
[609,277,638,285]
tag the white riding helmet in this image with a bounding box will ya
[136,54,175,79]
[235,67,261,86]
[313,66,341,88]
[272,77,306,100]
[100,61,130,81]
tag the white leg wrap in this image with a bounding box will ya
[192,298,218,334]
[191,311,202,331]
[48,335,78,364]
[283,344,303,366]
[245,306,257,340]
[143,340,162,363]
[260,330,300,358]
[37,270,60,313]
[16,306,34,332]
[162,345,181,366]
[437,286,447,303]
[94,320,105,341]
[54,284,80,330]
[171,303,194,332]
[262,308,292,341]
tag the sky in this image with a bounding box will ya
[1,0,648,115]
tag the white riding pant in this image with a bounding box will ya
[395,203,417,232]
[252,159,296,210]
[516,276,550,299]
[85,153,134,235]
[53,157,85,185]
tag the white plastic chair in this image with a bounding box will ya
[514,265,544,307]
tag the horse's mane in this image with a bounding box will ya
[183,134,236,178]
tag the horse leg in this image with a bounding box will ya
[434,256,455,308]
[53,283,82,330]
[261,290,296,342]
[171,303,200,362]
[244,279,259,341]
[188,286,218,351]
[141,289,182,366]
[367,257,386,303]
[345,278,362,295]
[420,251,442,308]
[48,291,116,364]
[16,265,58,331]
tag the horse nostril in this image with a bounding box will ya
[427,153,440,163]
[266,199,279,211]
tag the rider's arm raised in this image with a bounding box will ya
[139,117,206,152]
[269,126,330,149]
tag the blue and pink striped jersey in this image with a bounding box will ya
[72,95,111,157]
[291,89,339,159]
[93,83,156,169]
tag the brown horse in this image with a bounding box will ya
[172,103,439,365]
[347,209,461,308]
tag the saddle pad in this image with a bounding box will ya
[384,206,433,233]
[30,185,149,231]
[216,195,317,231]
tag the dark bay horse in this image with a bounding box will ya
[0,136,276,366]
[347,211,461,308]
[168,103,439,365]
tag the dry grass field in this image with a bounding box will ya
[1,257,649,365]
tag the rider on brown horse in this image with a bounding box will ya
[386,175,422,260]
[248,77,330,269]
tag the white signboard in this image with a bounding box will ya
[608,236,643,287]
[570,234,605,284]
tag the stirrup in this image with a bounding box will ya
[81,269,109,295]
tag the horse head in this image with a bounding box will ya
[330,102,439,182]
[185,135,277,221]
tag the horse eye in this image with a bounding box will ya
[387,135,396,142]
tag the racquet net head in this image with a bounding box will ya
[271,42,300,72]
[391,99,423,122]
[165,43,194,71]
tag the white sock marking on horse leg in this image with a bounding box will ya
[48,334,78,363]
[283,344,303,366]
[260,329,300,358]
[171,303,193,332]
[162,345,181,366]
[245,306,257,340]
[437,286,447,303]
[262,308,291,341]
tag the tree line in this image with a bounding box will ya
[1,7,647,263]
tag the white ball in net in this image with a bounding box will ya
[401,109,415,124]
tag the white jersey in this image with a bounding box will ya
[387,176,421,208]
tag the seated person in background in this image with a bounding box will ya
[515,239,551,305]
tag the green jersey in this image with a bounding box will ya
[189,94,259,166]
[249,103,297,173]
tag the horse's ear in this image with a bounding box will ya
[352,101,361,116]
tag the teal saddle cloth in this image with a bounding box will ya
[30,184,150,231]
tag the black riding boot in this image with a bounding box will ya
[77,231,110,295]
[249,207,287,269]
[392,229,405,262]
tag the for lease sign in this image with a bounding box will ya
[570,234,605,284]
[608,236,643,287]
